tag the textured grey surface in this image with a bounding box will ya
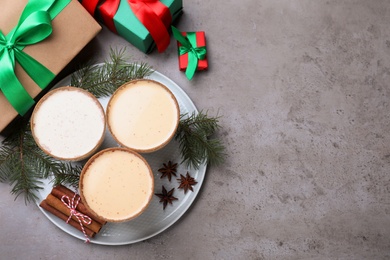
[1,0,390,259]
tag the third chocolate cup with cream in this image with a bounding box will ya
[106,79,180,153]
[79,147,154,222]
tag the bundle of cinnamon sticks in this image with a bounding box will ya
[39,185,106,238]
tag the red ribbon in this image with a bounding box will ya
[80,0,100,16]
[61,194,92,243]
[99,0,171,52]
[99,0,120,33]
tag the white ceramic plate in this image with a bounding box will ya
[35,66,206,245]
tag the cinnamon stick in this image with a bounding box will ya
[45,194,103,234]
[39,200,95,238]
[51,185,107,226]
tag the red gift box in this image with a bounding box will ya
[178,31,208,71]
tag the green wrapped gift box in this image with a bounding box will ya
[116,0,182,53]
[80,0,182,53]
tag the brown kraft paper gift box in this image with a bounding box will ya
[0,0,101,135]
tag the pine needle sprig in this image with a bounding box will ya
[25,146,82,189]
[175,111,226,169]
[0,144,15,182]
[0,123,82,204]
[0,123,47,203]
[51,163,82,190]
[70,48,153,98]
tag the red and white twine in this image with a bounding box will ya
[61,194,92,243]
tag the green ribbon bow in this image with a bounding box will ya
[0,0,70,115]
[171,26,206,80]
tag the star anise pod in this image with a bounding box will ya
[155,186,178,210]
[177,172,198,194]
[158,161,178,181]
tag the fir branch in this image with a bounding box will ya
[0,123,45,203]
[70,47,153,97]
[0,123,83,203]
[175,111,226,169]
[51,163,82,190]
[0,145,15,182]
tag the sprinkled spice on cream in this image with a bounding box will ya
[31,87,105,160]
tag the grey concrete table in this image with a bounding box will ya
[1,0,390,259]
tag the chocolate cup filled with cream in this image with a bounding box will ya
[31,86,106,161]
[79,147,154,222]
[106,79,180,153]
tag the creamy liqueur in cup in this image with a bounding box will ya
[106,79,180,153]
[79,147,154,222]
[31,86,105,161]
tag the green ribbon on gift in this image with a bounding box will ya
[171,26,206,80]
[0,0,71,115]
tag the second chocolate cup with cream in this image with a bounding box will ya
[106,79,180,153]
